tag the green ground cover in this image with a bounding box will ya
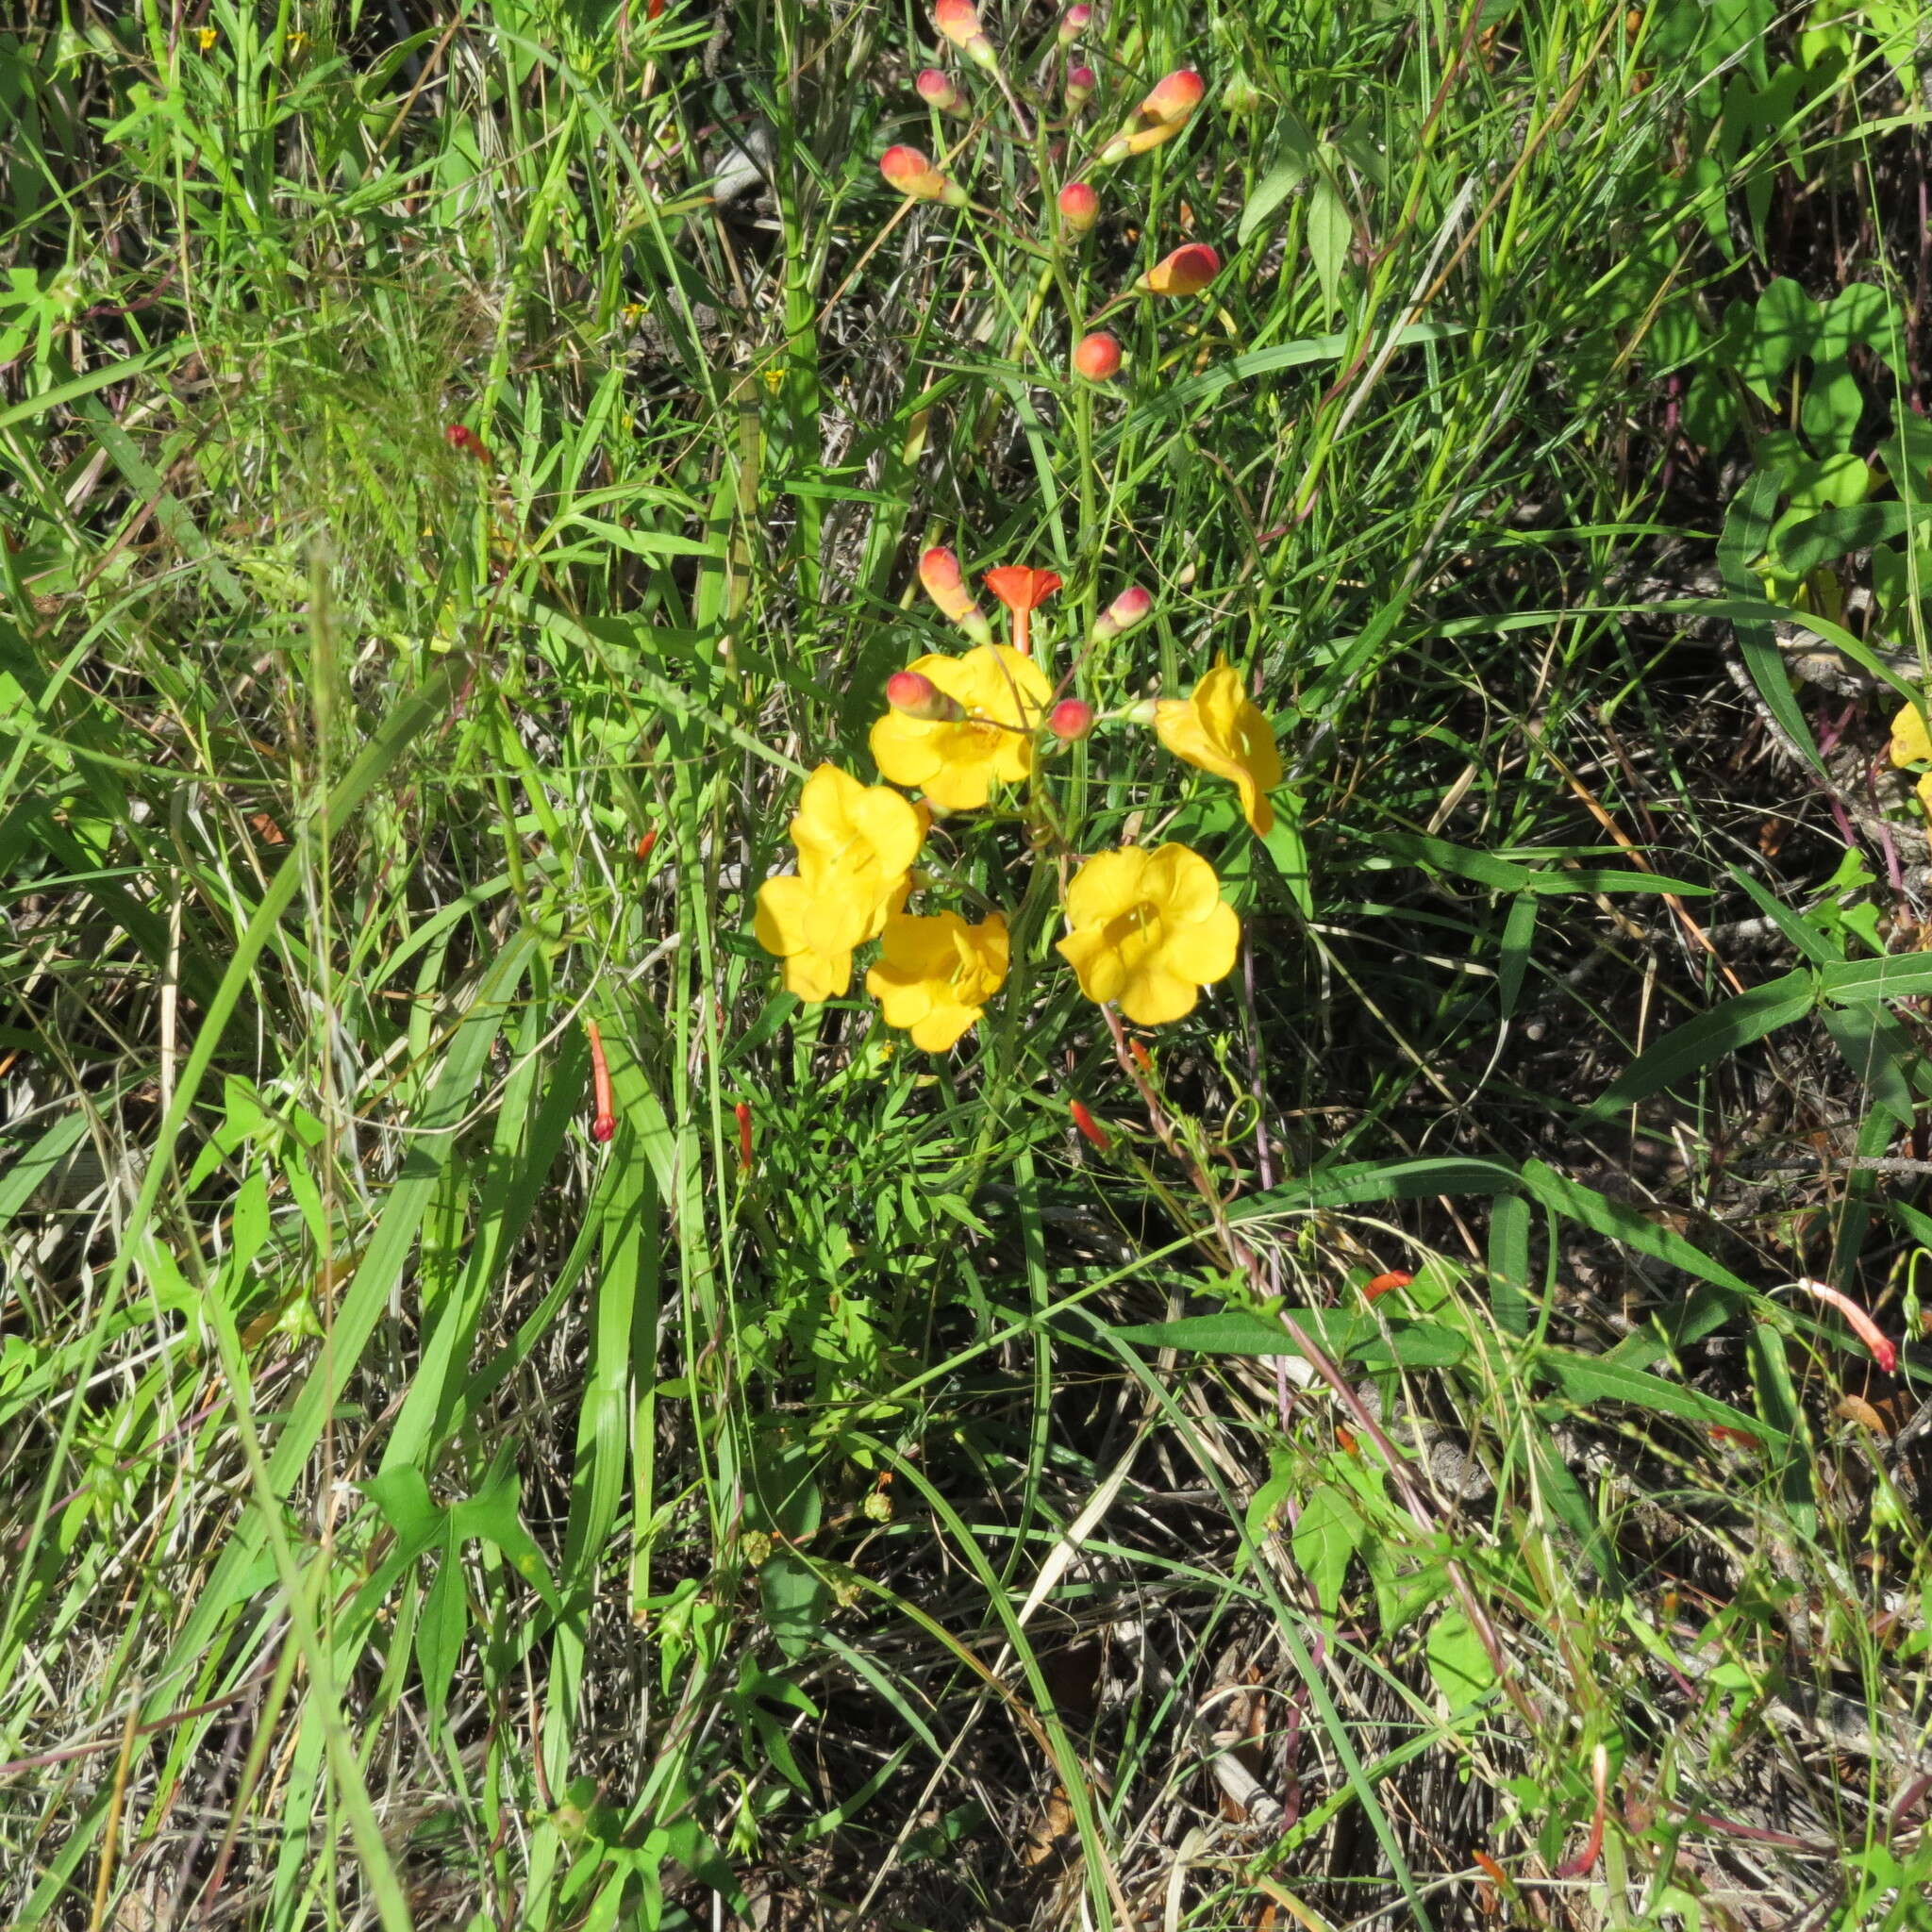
[5,0,1932,1925]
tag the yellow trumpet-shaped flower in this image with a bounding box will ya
[866,909,1008,1050]
[1154,656,1282,835]
[754,764,924,1002]
[870,644,1052,810]
[1056,843,1240,1026]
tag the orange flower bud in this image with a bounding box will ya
[1057,181,1098,234]
[1136,242,1220,297]
[1065,63,1095,108]
[1098,66,1206,162]
[735,1100,754,1173]
[588,1020,616,1143]
[636,829,658,861]
[1073,331,1121,380]
[1362,1271,1412,1301]
[880,144,968,206]
[933,0,996,69]
[1128,1039,1153,1075]
[1070,1099,1110,1150]
[918,545,994,644]
[915,67,961,110]
[887,668,967,722]
[1048,698,1094,741]
[1091,584,1152,641]
[1058,5,1091,44]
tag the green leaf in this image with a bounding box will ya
[1718,470,1826,776]
[1537,1348,1787,1450]
[1425,1609,1495,1712]
[417,1535,466,1727]
[1231,1157,1524,1218]
[1109,1309,1466,1369]
[1292,1485,1364,1615]
[1774,503,1919,576]
[1817,955,1932,1005]
[1587,969,1815,1117]
[1307,173,1351,321]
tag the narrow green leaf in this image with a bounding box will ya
[1587,969,1815,1117]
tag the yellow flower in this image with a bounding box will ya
[870,644,1052,810]
[196,25,218,50]
[1056,843,1240,1025]
[753,764,924,1001]
[1919,773,1932,821]
[866,909,1008,1050]
[1890,700,1932,769]
[1155,657,1282,835]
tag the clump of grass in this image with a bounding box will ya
[4,2,1931,1928]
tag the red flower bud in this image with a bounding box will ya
[1091,584,1153,641]
[735,1100,754,1173]
[445,423,491,466]
[1136,242,1221,298]
[1058,5,1091,44]
[587,1020,616,1144]
[1129,1040,1153,1075]
[918,545,994,644]
[1362,1271,1412,1301]
[915,67,961,110]
[1065,63,1095,108]
[880,144,968,206]
[1098,67,1206,163]
[1057,181,1099,235]
[933,0,996,69]
[1073,331,1121,380]
[1048,698,1094,741]
[1070,1099,1111,1151]
[887,668,967,722]
[636,829,658,861]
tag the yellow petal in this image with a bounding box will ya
[1057,924,1126,1004]
[871,709,945,790]
[783,944,850,1003]
[918,746,999,811]
[754,874,814,957]
[1161,899,1241,987]
[1063,847,1153,927]
[1891,701,1932,770]
[909,1003,980,1050]
[1917,773,1932,818]
[1116,964,1199,1026]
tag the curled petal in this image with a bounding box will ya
[1797,1277,1898,1374]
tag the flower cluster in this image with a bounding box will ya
[754,544,1282,1047]
[878,3,1224,385]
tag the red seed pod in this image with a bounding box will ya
[588,1020,616,1143]
[1057,181,1099,235]
[1073,331,1122,380]
[735,1100,754,1173]
[1047,698,1094,741]
[1070,1099,1111,1150]
[1361,1271,1412,1301]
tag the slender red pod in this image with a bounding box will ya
[636,828,658,861]
[1362,1271,1412,1301]
[1128,1040,1153,1076]
[1070,1099,1110,1151]
[587,1020,616,1142]
[735,1100,754,1173]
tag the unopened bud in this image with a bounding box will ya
[1098,67,1206,163]
[915,67,961,111]
[1065,63,1095,108]
[887,669,967,722]
[918,545,994,644]
[1091,585,1153,641]
[1070,1099,1111,1151]
[591,1113,617,1143]
[933,0,996,69]
[1048,698,1095,741]
[1057,181,1099,235]
[880,144,968,207]
[1057,4,1091,44]
[1073,331,1121,380]
[1135,242,1221,297]
[1223,73,1262,115]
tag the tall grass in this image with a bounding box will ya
[4,1,1931,1926]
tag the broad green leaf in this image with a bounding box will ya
[1425,1610,1495,1712]
[1292,1485,1364,1615]
[1110,1309,1466,1369]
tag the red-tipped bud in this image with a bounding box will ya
[591,1113,617,1143]
[446,423,491,466]
[880,144,968,207]
[915,67,961,111]
[1048,698,1095,741]
[1091,584,1153,641]
[1362,1271,1412,1301]
[1065,63,1095,108]
[918,545,994,643]
[735,1100,754,1174]
[1057,3,1091,44]
[1098,67,1206,162]
[1057,181,1099,235]
[1070,1099,1111,1151]
[1136,242,1221,297]
[1073,331,1121,380]
[1797,1277,1898,1374]
[887,668,967,722]
[1129,1040,1154,1075]
[933,0,996,69]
